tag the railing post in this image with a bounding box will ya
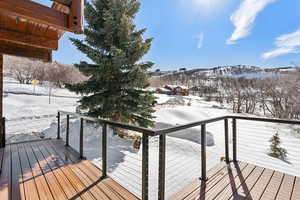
[0,54,3,149]
[57,112,61,139]
[158,134,166,200]
[0,117,5,148]
[142,133,149,200]
[200,124,207,181]
[66,115,70,146]
[102,123,107,178]
[79,118,84,159]
[232,118,237,162]
[224,118,230,163]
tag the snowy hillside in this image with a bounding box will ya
[153,65,299,79]
[4,77,300,199]
[201,65,262,76]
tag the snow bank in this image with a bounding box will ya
[165,96,185,105]
[155,122,215,146]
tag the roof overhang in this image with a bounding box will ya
[0,0,84,61]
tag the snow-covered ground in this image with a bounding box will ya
[4,77,79,143]
[4,77,78,98]
[4,78,300,199]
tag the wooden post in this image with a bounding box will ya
[1,118,5,148]
[68,0,84,33]
[0,54,4,148]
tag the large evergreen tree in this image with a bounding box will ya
[67,0,156,128]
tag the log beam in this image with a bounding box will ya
[0,0,70,32]
[68,0,84,34]
[0,28,58,50]
[0,41,52,62]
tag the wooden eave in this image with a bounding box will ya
[0,0,84,61]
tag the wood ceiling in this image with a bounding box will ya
[0,0,84,61]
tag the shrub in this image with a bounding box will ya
[268,132,287,160]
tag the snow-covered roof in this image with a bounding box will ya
[165,85,189,90]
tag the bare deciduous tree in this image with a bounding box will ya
[4,55,86,86]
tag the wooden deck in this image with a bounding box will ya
[1,139,300,200]
[171,161,300,200]
[0,139,140,200]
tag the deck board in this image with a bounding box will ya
[0,139,140,200]
[260,171,284,200]
[0,145,11,200]
[17,142,40,200]
[291,177,300,200]
[21,142,54,200]
[245,168,274,200]
[10,143,24,200]
[171,162,299,200]
[41,142,96,200]
[275,174,295,200]
[227,166,265,200]
[29,141,70,200]
[185,162,248,200]
[169,161,227,200]
[44,140,103,200]
[47,139,135,200]
[1,138,299,200]
[207,163,256,200]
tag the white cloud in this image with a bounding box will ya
[197,33,204,49]
[262,29,300,59]
[227,0,274,45]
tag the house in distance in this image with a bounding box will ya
[156,85,189,96]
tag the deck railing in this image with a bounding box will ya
[0,117,5,148]
[57,110,300,200]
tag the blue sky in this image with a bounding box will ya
[51,0,300,70]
